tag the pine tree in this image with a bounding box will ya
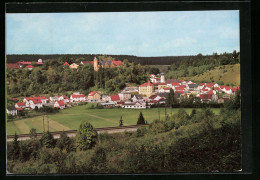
[119,116,123,126]
[137,112,145,125]
[12,132,20,160]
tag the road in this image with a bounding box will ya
[6,125,147,142]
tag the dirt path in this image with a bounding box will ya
[84,112,130,125]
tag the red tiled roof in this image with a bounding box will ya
[200,94,212,99]
[231,87,239,92]
[12,98,18,100]
[171,83,180,86]
[57,100,65,106]
[31,99,42,104]
[214,87,221,91]
[26,65,34,68]
[63,95,69,99]
[205,83,216,88]
[175,86,185,91]
[149,95,157,99]
[199,83,206,86]
[16,102,26,106]
[220,85,231,90]
[36,62,43,65]
[140,81,153,87]
[149,74,154,77]
[117,101,125,105]
[175,90,184,94]
[16,108,23,111]
[112,61,122,66]
[71,94,85,98]
[88,91,98,96]
[64,62,70,66]
[19,61,32,65]
[25,97,46,100]
[110,95,120,101]
[207,90,214,95]
[7,63,20,69]
[163,87,170,90]
[202,88,209,92]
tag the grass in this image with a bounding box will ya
[6,103,221,135]
[181,64,240,86]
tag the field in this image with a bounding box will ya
[7,103,221,135]
[181,64,240,86]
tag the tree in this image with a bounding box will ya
[40,131,55,148]
[119,116,123,127]
[56,131,74,152]
[76,121,97,151]
[11,132,20,160]
[29,128,37,139]
[137,111,145,125]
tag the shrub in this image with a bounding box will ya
[136,126,148,137]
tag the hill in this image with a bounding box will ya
[180,64,240,86]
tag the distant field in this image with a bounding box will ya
[181,64,240,86]
[7,103,221,135]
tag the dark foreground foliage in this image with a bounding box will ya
[7,108,241,174]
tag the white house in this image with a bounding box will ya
[50,96,59,102]
[118,91,131,101]
[159,87,170,93]
[58,95,69,103]
[6,106,17,116]
[29,99,43,109]
[102,95,111,102]
[122,102,147,109]
[54,101,66,109]
[23,97,47,105]
[220,86,232,94]
[70,94,86,102]
[15,102,26,109]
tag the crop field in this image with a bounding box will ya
[6,103,221,135]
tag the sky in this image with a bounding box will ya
[6,11,239,56]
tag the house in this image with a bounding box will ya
[122,102,147,109]
[150,77,160,83]
[102,95,111,102]
[167,82,181,88]
[6,106,17,116]
[187,83,198,90]
[174,86,186,91]
[70,94,86,102]
[157,83,167,90]
[149,74,155,78]
[110,95,120,103]
[29,99,43,109]
[132,95,144,102]
[199,94,212,103]
[139,81,154,97]
[217,98,225,104]
[23,97,47,105]
[93,57,122,71]
[88,91,101,102]
[15,102,26,109]
[123,86,138,93]
[25,65,34,70]
[58,96,69,103]
[50,96,59,102]
[100,102,115,108]
[6,63,20,69]
[118,91,131,101]
[69,63,79,69]
[64,62,70,66]
[54,101,66,109]
[220,86,232,94]
[159,87,170,93]
[231,87,240,94]
[165,79,181,84]
[211,94,219,102]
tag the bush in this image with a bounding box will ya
[136,126,148,137]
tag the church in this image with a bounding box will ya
[93,57,122,71]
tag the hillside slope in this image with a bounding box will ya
[181,64,240,86]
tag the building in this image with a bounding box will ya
[23,97,47,105]
[132,95,144,103]
[160,73,165,83]
[6,63,20,69]
[110,95,121,103]
[69,63,79,69]
[118,91,131,101]
[6,106,17,116]
[159,87,170,93]
[54,101,66,109]
[70,94,86,102]
[50,96,59,102]
[93,57,122,71]
[58,96,69,103]
[139,81,154,97]
[88,91,101,102]
[122,102,147,109]
[100,102,115,108]
[15,102,26,109]
[157,83,167,90]
[25,65,34,70]
[123,86,138,93]
[29,99,43,109]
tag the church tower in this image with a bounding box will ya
[94,57,99,71]
[160,73,165,83]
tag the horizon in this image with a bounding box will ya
[6,11,239,56]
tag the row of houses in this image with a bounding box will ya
[6,59,44,70]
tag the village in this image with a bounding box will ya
[6,57,239,117]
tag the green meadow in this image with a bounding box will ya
[6,103,221,135]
